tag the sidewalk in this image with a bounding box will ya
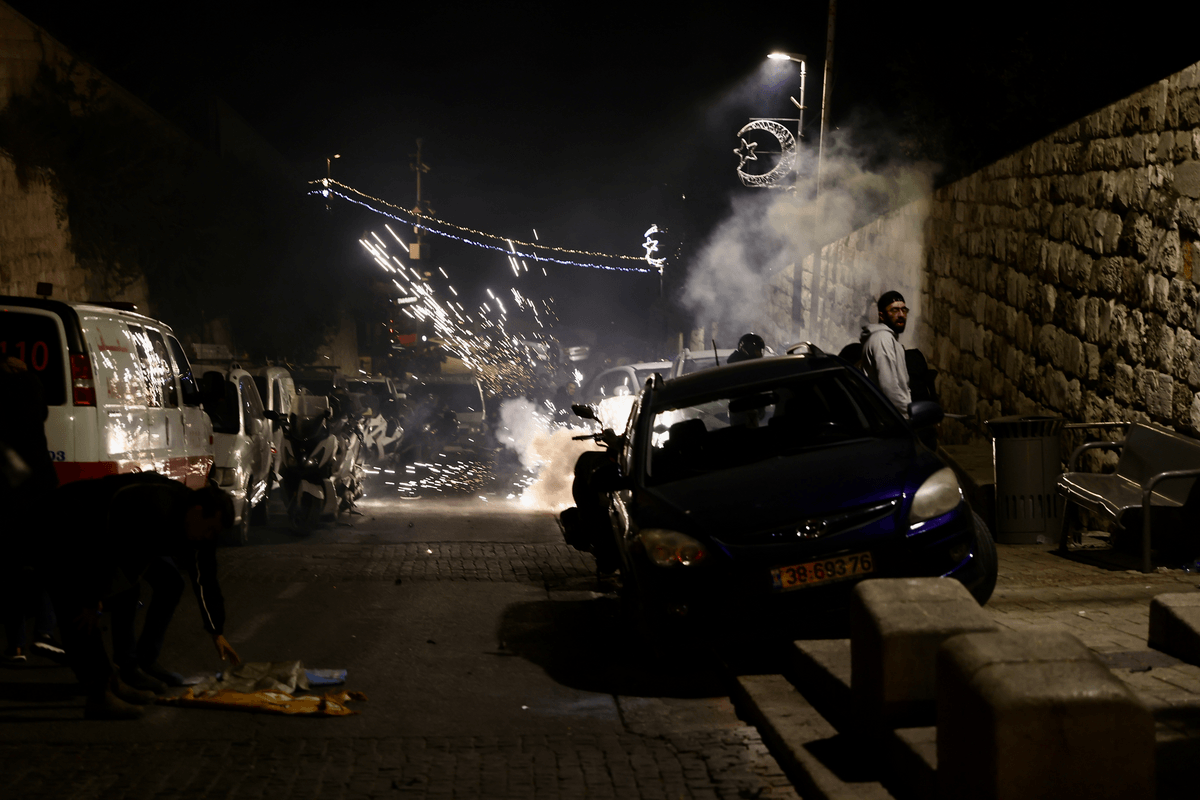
[733,537,1200,800]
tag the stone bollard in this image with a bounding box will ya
[937,629,1154,800]
[850,577,997,728]
[1148,592,1200,666]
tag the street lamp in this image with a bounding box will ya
[326,153,341,180]
[767,52,807,149]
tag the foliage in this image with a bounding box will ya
[0,63,343,362]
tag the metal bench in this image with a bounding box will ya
[1056,422,1200,573]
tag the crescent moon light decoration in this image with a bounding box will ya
[734,119,796,188]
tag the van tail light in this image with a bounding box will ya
[70,354,96,406]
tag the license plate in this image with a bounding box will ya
[770,551,874,592]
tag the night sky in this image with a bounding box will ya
[11,1,1200,349]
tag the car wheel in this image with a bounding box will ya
[965,510,998,605]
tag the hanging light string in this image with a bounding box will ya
[313,180,658,274]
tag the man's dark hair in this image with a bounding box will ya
[877,291,906,313]
[192,482,235,528]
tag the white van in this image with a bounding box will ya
[252,365,297,485]
[0,297,214,487]
[193,361,273,544]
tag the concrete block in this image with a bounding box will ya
[1148,592,1200,666]
[937,630,1154,800]
[850,578,998,727]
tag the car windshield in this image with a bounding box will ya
[645,367,905,485]
[677,351,732,376]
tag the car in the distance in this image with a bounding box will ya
[668,348,736,378]
[574,347,996,638]
[579,360,671,430]
[195,362,272,544]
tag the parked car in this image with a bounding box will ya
[195,362,272,544]
[580,361,671,431]
[343,375,402,411]
[668,348,736,378]
[252,365,297,491]
[571,347,996,639]
[0,296,213,487]
[411,375,489,453]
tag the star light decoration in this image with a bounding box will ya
[733,138,759,170]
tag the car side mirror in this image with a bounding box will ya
[263,410,280,423]
[571,403,599,422]
[908,401,944,429]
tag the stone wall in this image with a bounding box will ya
[780,59,1200,447]
[0,3,151,308]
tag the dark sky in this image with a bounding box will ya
[12,1,1200,344]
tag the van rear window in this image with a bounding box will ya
[0,312,66,405]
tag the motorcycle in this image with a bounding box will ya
[267,394,365,530]
[361,403,405,466]
[558,403,623,572]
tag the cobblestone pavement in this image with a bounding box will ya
[217,542,598,584]
[988,537,1200,757]
[0,731,797,800]
[0,539,801,800]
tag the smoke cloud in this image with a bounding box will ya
[680,128,936,354]
[496,397,594,511]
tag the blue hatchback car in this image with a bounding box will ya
[579,347,996,630]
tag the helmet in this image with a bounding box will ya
[737,333,766,358]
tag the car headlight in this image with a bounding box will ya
[909,467,963,523]
[638,529,708,568]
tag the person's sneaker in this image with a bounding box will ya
[2,646,26,664]
[31,634,66,662]
[141,661,187,688]
[115,666,166,695]
[85,690,144,721]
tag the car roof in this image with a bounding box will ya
[653,352,850,408]
[596,361,671,375]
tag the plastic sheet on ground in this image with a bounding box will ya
[162,660,363,716]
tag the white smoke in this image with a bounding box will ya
[496,397,552,471]
[496,397,595,511]
[681,130,936,354]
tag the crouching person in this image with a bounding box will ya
[45,472,241,720]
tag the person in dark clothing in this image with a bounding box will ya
[45,472,239,719]
[0,357,63,664]
[726,333,766,364]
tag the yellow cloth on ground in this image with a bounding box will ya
[164,689,366,716]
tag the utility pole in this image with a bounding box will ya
[410,139,432,260]
[817,0,837,196]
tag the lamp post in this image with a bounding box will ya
[326,153,341,180]
[767,51,807,147]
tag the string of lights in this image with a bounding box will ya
[314,180,660,275]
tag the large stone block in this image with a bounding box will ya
[1148,592,1200,666]
[937,630,1154,800]
[850,578,997,728]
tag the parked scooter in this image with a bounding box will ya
[361,398,405,466]
[268,393,366,530]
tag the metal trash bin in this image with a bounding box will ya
[985,415,1065,544]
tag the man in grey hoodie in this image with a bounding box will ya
[860,291,911,416]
